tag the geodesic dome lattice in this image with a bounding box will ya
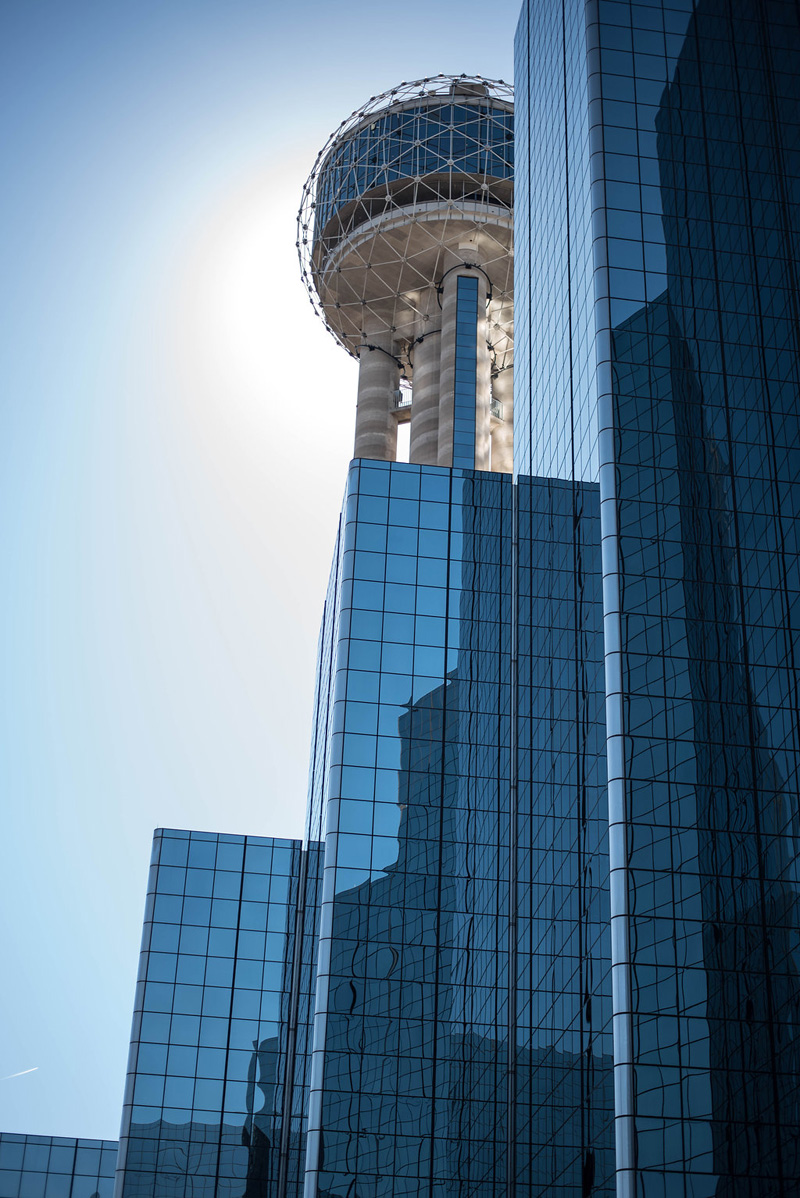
[298,74,514,367]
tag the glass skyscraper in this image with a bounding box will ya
[302,460,610,1196]
[516,0,800,1193]
[5,4,800,1196]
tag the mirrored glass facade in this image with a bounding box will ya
[516,0,800,1193]
[115,830,322,1198]
[0,1134,117,1198]
[301,459,611,1197]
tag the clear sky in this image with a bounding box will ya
[0,0,519,1141]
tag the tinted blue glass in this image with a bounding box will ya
[115,830,322,1198]
[514,0,596,484]
[0,1135,117,1198]
[303,460,609,1196]
[314,101,513,235]
[452,276,479,469]
[516,0,800,1190]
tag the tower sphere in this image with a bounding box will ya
[298,74,514,379]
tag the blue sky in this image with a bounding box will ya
[0,0,518,1140]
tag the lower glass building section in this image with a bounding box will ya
[304,460,612,1197]
[515,477,614,1196]
[0,1134,117,1198]
[115,829,321,1198]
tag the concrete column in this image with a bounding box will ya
[354,329,399,461]
[490,365,514,474]
[408,317,441,466]
[437,265,489,469]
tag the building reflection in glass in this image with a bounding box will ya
[607,0,800,1189]
[308,463,614,1197]
[114,831,322,1198]
[0,1134,117,1198]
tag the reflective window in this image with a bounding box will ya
[116,831,322,1198]
[314,102,514,235]
[0,1135,116,1198]
[516,0,800,1190]
[304,460,610,1196]
[453,275,480,468]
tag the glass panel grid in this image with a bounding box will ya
[0,1134,117,1198]
[116,830,320,1198]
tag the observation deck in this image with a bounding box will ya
[299,75,514,473]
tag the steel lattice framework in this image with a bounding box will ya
[298,74,514,374]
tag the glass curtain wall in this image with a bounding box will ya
[515,477,613,1197]
[513,2,614,1191]
[516,0,800,1192]
[115,830,320,1198]
[303,460,611,1197]
[0,1134,117,1198]
[593,1,800,1192]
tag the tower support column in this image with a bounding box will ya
[490,365,514,474]
[354,329,399,461]
[474,309,492,471]
[409,312,441,466]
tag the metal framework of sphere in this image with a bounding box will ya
[297,74,514,379]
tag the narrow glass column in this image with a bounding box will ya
[437,270,489,468]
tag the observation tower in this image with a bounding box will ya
[298,74,514,472]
